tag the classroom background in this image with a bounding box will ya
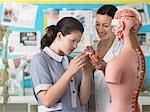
[0,0,150,112]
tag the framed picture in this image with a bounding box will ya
[8,31,41,56]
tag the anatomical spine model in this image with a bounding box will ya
[105,7,146,112]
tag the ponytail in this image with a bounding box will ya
[40,25,59,50]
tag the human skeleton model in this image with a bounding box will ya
[0,25,11,112]
[0,25,7,55]
[105,7,146,112]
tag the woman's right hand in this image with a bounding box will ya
[88,53,107,73]
[66,53,88,76]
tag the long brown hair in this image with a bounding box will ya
[40,17,84,50]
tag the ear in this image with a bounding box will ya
[56,32,63,40]
[118,21,125,31]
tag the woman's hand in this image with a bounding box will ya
[83,59,94,74]
[67,53,88,76]
[88,53,107,73]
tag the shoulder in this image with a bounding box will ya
[32,52,43,61]
[105,60,115,72]
[105,58,123,83]
[105,57,121,74]
[31,52,48,65]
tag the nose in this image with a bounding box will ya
[97,26,105,34]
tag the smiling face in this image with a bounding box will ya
[96,14,115,40]
[59,31,83,55]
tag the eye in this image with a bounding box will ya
[68,39,76,43]
[77,40,80,43]
[96,23,100,26]
[72,40,76,42]
[104,25,109,27]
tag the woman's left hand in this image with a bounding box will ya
[83,58,94,74]
[88,53,107,73]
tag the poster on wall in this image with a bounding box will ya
[8,56,32,96]
[0,57,24,96]
[118,2,150,25]
[0,56,32,96]
[43,8,59,31]
[8,31,41,55]
[138,32,150,56]
[91,10,100,46]
[1,2,38,28]
[7,57,24,96]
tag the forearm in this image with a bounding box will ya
[98,60,106,75]
[38,70,72,108]
[79,71,92,106]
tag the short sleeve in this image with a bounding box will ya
[30,54,52,94]
[105,62,122,84]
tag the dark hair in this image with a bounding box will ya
[97,5,118,18]
[40,17,84,50]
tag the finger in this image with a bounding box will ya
[89,51,96,57]
[89,52,96,58]
[77,57,87,65]
[75,54,88,62]
[78,62,87,69]
[90,56,99,65]
[71,53,84,62]
[88,59,93,64]
[92,62,98,68]
[89,53,98,61]
[75,52,86,58]
[88,57,96,67]
[73,61,87,71]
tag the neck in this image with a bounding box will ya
[101,36,114,42]
[123,34,133,50]
[100,37,115,45]
[130,35,139,49]
[50,43,64,56]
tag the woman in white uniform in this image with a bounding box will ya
[88,5,123,112]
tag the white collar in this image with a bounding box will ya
[103,39,123,62]
[111,39,123,52]
[43,46,63,62]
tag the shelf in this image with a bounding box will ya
[0,96,37,105]
[0,95,150,106]
[139,96,150,105]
